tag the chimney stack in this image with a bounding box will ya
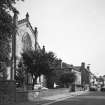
[34,27,38,51]
[87,66,90,70]
[42,45,45,54]
[26,12,29,20]
[81,62,85,69]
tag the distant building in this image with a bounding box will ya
[62,63,81,86]
[103,75,105,85]
[89,73,98,86]
[60,63,82,91]
[62,62,93,90]
[72,66,81,85]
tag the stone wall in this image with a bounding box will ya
[0,80,16,104]
[16,88,69,102]
[16,90,42,102]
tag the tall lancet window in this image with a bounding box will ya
[22,32,32,52]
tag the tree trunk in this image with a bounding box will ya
[32,75,38,90]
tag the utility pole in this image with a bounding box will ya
[11,10,18,80]
[34,27,38,51]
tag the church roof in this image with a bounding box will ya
[17,13,41,51]
[17,13,35,36]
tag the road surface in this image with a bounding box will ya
[48,91,105,105]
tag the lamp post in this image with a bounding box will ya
[11,10,18,80]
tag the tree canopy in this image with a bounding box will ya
[0,0,23,79]
[22,49,57,76]
[0,0,23,62]
[19,48,58,88]
[59,72,76,88]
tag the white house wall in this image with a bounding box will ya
[73,70,81,85]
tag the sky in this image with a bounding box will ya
[15,0,105,76]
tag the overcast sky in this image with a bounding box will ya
[16,0,105,76]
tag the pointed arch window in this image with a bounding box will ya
[22,32,32,52]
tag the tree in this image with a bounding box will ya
[15,59,25,87]
[59,72,76,88]
[0,62,7,80]
[0,0,23,78]
[21,49,58,89]
[0,0,22,62]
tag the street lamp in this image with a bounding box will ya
[11,10,18,80]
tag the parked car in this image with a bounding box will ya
[34,84,48,90]
[100,86,105,92]
[41,87,48,90]
[34,84,42,89]
[89,86,97,91]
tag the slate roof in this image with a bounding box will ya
[73,66,81,72]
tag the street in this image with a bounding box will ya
[47,91,105,105]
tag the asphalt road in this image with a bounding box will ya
[48,91,105,105]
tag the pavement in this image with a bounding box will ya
[7,90,89,105]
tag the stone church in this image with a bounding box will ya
[7,13,42,85]
[16,13,38,58]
